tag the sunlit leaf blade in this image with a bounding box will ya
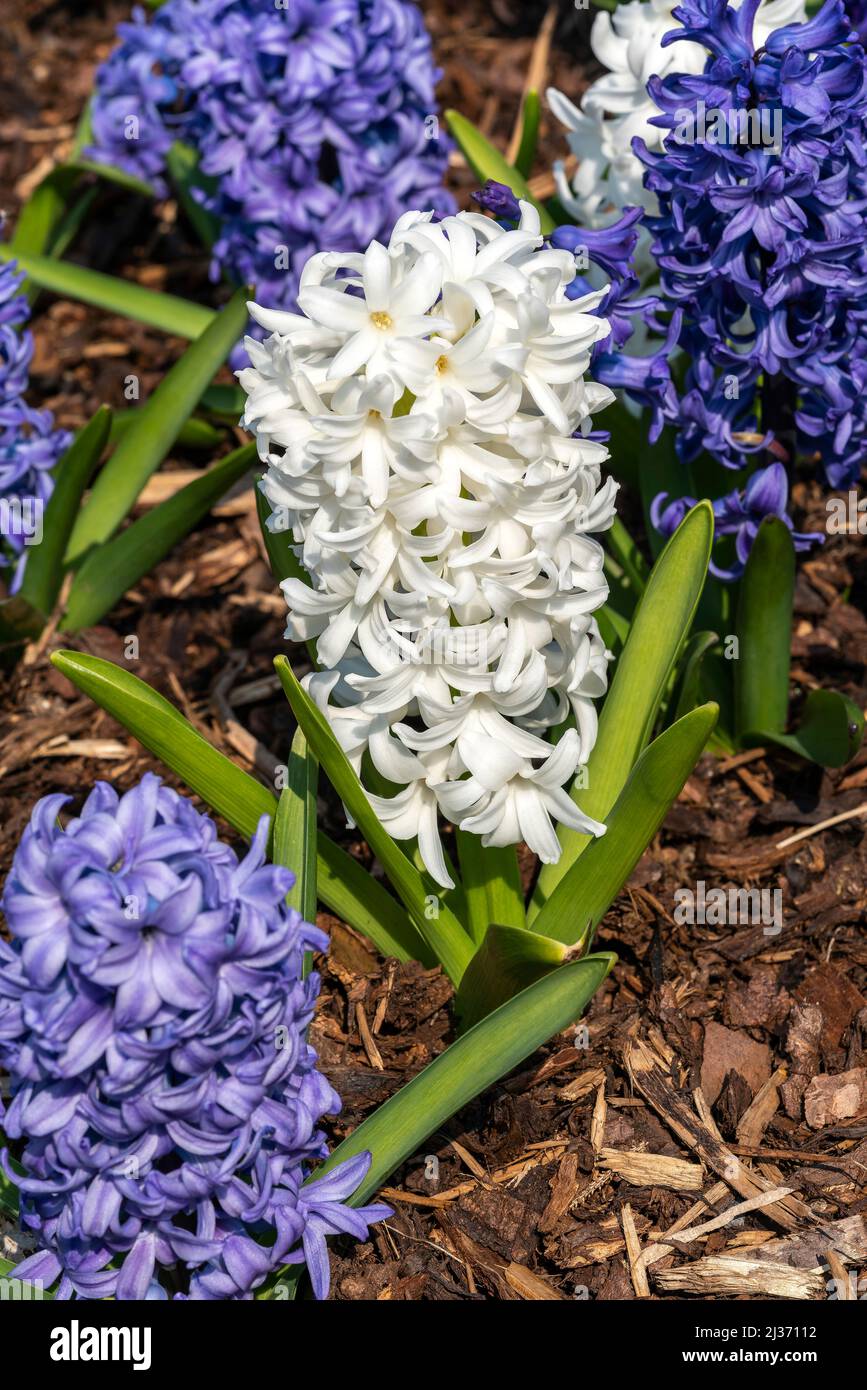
[455,923,577,1030]
[274,655,474,985]
[275,728,318,925]
[307,952,615,1209]
[48,650,428,963]
[735,519,862,765]
[0,246,214,340]
[65,287,249,563]
[735,516,794,743]
[749,688,864,768]
[532,703,718,945]
[532,500,713,916]
[17,406,112,619]
[515,89,541,178]
[444,110,555,232]
[484,858,525,930]
[62,440,256,631]
[455,831,525,945]
[71,157,156,199]
[46,187,99,265]
[51,647,275,823]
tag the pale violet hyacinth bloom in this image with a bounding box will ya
[547,0,806,227]
[239,204,618,887]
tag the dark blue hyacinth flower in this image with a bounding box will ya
[0,775,389,1300]
[0,254,70,590]
[651,461,822,579]
[544,0,860,572]
[88,0,454,354]
[633,0,867,492]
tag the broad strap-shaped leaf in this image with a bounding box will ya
[532,499,713,914]
[0,246,214,340]
[66,287,249,563]
[532,703,718,944]
[444,110,555,232]
[274,655,474,985]
[748,688,864,768]
[71,157,156,199]
[735,518,862,765]
[455,831,525,944]
[62,440,256,631]
[51,648,276,826]
[515,89,541,178]
[11,165,82,260]
[306,952,615,1209]
[668,629,719,727]
[166,142,222,250]
[455,923,587,1030]
[48,650,428,962]
[735,515,794,743]
[275,728,318,925]
[19,406,112,619]
[110,411,224,451]
[317,836,432,965]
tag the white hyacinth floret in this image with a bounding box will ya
[547,0,806,229]
[239,204,618,888]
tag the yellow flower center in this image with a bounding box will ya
[435,354,450,375]
[370,311,393,331]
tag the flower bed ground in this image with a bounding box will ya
[1,0,866,1301]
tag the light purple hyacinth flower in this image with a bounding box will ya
[87,0,455,364]
[0,774,389,1300]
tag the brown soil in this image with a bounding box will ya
[1,0,866,1301]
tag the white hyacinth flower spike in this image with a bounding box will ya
[239,204,619,888]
